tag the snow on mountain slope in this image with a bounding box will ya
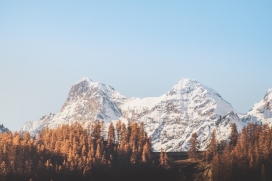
[120,78,247,151]
[243,86,272,125]
[56,77,125,123]
[21,113,55,135]
[21,78,261,151]
[21,78,126,134]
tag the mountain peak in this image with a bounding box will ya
[21,78,248,151]
[76,77,93,84]
[264,86,272,102]
[168,78,203,95]
[246,85,272,121]
[173,77,195,88]
[176,77,196,84]
[261,85,272,111]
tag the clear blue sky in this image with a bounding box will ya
[0,0,272,131]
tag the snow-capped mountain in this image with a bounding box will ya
[243,86,272,125]
[22,78,126,135]
[21,77,264,151]
[120,78,248,151]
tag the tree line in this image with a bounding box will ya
[0,121,174,181]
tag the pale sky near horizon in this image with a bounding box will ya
[0,0,272,131]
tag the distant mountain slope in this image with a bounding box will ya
[243,86,272,125]
[21,78,267,151]
[0,124,9,133]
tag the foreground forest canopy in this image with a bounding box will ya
[0,121,174,181]
[210,123,272,181]
[2,121,272,181]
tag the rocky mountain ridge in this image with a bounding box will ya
[21,78,270,151]
[242,85,272,125]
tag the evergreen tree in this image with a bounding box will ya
[159,149,164,166]
[163,151,169,169]
[92,121,101,139]
[188,132,199,161]
[211,153,220,181]
[107,122,115,147]
[206,129,217,161]
[0,121,169,181]
[142,142,151,163]
[159,149,169,169]
[120,123,127,150]
[229,123,238,149]
[95,139,102,160]
[116,120,122,144]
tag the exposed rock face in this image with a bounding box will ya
[244,86,272,125]
[0,124,9,133]
[119,79,247,151]
[263,87,272,110]
[21,78,126,135]
[21,78,269,151]
[21,113,55,135]
[58,78,124,123]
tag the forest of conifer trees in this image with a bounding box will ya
[0,121,176,181]
[209,123,272,181]
[2,119,272,181]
